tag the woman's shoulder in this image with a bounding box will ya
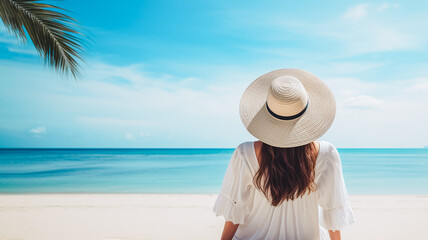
[318,140,339,156]
[316,141,341,175]
[231,141,259,173]
[228,141,253,162]
[236,141,254,148]
[233,141,256,156]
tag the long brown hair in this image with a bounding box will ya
[253,141,318,206]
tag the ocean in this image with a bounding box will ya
[0,147,427,194]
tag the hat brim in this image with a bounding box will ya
[239,68,336,148]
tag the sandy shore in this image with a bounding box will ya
[0,194,427,240]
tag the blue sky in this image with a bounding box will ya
[1,0,428,148]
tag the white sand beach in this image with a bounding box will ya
[0,194,427,240]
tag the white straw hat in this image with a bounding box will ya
[239,68,336,148]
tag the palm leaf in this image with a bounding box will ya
[0,0,86,79]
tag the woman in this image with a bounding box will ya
[213,69,356,240]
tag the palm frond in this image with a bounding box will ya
[0,0,86,79]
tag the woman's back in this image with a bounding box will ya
[213,140,356,240]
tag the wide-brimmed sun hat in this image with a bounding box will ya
[239,68,336,148]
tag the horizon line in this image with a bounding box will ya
[1,147,427,150]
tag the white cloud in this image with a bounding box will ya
[0,36,18,44]
[53,62,250,147]
[1,25,38,56]
[343,4,369,21]
[70,63,428,147]
[3,58,428,148]
[351,27,417,53]
[224,2,419,56]
[77,116,153,127]
[338,3,418,54]
[30,126,46,134]
[323,74,428,147]
[7,46,38,55]
[125,133,136,140]
[139,132,151,137]
[344,3,399,18]
[324,77,380,99]
[316,62,389,75]
[404,79,428,92]
[377,3,390,12]
[341,95,383,109]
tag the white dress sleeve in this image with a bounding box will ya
[213,143,253,225]
[316,143,356,231]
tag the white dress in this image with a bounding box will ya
[213,140,356,240]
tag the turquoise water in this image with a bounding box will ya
[0,148,427,194]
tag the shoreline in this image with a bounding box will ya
[0,194,427,239]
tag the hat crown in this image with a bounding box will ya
[267,76,309,117]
